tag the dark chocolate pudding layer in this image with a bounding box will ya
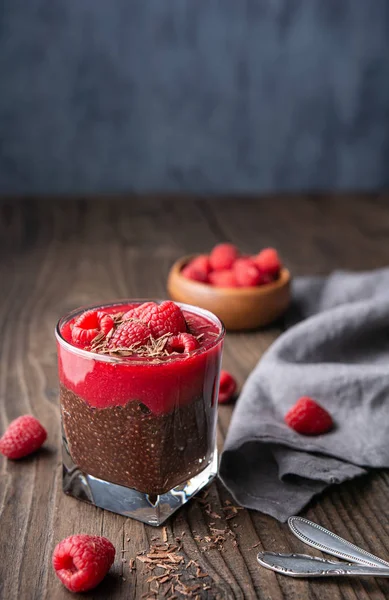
[60,384,215,495]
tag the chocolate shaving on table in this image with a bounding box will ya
[133,541,211,598]
[131,508,239,595]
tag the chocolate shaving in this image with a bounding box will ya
[101,332,172,359]
[129,558,136,571]
[136,556,154,564]
[91,331,106,347]
[131,540,214,597]
[209,511,222,519]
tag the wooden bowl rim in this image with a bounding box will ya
[169,255,291,296]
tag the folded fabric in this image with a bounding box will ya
[219,268,389,522]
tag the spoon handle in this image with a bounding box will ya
[257,551,389,578]
[288,517,389,569]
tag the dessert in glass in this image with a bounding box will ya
[55,300,224,525]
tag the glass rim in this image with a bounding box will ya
[55,299,226,364]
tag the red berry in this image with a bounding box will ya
[109,319,151,349]
[181,264,209,283]
[0,415,47,459]
[52,534,115,593]
[122,301,155,322]
[249,260,274,284]
[233,258,262,287]
[166,332,200,354]
[124,301,186,339]
[209,243,239,271]
[189,254,211,274]
[218,370,237,403]
[72,310,114,346]
[254,247,282,277]
[209,269,238,288]
[285,396,333,435]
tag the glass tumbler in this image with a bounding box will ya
[55,301,224,525]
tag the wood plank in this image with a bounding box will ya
[0,196,388,599]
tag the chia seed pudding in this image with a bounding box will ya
[56,301,224,495]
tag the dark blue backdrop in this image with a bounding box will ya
[1,0,389,194]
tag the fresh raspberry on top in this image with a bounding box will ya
[209,243,239,271]
[72,310,114,346]
[285,396,333,435]
[209,269,238,288]
[254,247,282,277]
[166,332,200,354]
[125,301,187,338]
[122,301,155,322]
[181,263,209,283]
[52,534,115,593]
[233,258,262,287]
[109,319,151,349]
[0,415,47,459]
[218,370,237,404]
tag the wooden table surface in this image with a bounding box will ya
[1,196,389,600]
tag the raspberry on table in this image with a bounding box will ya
[181,263,209,283]
[0,415,47,459]
[52,534,115,593]
[72,310,114,346]
[166,332,200,354]
[109,319,151,349]
[209,270,238,288]
[126,301,187,338]
[254,247,282,277]
[209,243,239,271]
[218,370,237,404]
[285,396,333,435]
[233,258,262,287]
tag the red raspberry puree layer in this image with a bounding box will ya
[58,303,223,416]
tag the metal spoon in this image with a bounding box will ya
[288,516,389,569]
[257,552,389,578]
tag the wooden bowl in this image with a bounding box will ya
[167,255,292,331]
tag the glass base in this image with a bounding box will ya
[62,444,218,526]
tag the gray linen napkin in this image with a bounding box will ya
[219,268,389,522]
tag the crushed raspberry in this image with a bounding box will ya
[0,415,47,459]
[181,264,209,283]
[109,319,151,349]
[254,247,281,277]
[126,301,187,338]
[209,270,238,288]
[218,370,237,403]
[209,243,239,271]
[285,396,333,435]
[233,258,262,287]
[72,310,114,346]
[52,534,115,593]
[166,332,200,354]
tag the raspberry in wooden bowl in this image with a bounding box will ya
[167,245,291,330]
[55,300,224,525]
